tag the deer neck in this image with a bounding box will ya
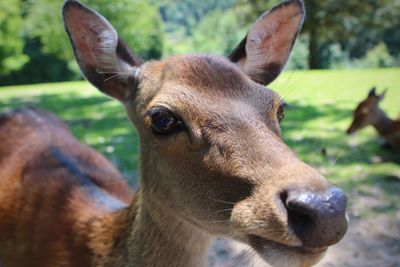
[372,108,395,136]
[107,188,211,267]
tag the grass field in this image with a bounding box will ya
[1,68,399,219]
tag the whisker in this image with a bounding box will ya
[207,196,236,205]
[330,150,344,166]
[215,208,233,214]
[103,73,126,82]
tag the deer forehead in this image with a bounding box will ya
[137,55,282,117]
[355,99,375,114]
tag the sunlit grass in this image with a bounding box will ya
[1,68,399,216]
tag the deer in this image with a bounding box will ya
[0,0,348,266]
[346,87,400,150]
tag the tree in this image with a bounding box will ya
[191,9,247,56]
[156,0,236,35]
[0,0,28,75]
[303,0,400,68]
[235,0,400,69]
[25,0,164,64]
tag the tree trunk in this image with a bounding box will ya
[308,29,320,69]
[305,0,321,69]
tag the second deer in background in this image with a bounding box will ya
[347,87,400,150]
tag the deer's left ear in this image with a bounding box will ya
[228,0,305,85]
[63,0,143,101]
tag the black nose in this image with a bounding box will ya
[285,187,348,248]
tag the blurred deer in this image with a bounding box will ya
[347,87,400,150]
[0,1,348,267]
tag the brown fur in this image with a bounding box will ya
[0,1,347,267]
[0,108,133,267]
[347,88,400,149]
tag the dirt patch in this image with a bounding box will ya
[318,212,400,267]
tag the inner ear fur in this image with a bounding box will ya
[229,0,305,86]
[63,0,143,101]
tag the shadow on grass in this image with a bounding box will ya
[345,172,400,216]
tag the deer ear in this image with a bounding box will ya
[63,0,143,101]
[228,0,305,85]
[368,87,377,97]
[378,89,387,101]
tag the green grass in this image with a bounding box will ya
[1,68,399,217]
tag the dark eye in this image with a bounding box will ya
[277,104,285,122]
[148,107,184,135]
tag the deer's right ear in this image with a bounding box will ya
[378,89,387,101]
[228,0,305,86]
[63,0,143,101]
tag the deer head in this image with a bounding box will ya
[346,87,387,135]
[63,0,348,266]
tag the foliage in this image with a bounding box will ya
[0,38,77,86]
[331,42,400,69]
[351,43,400,69]
[285,35,309,70]
[191,9,247,56]
[157,0,236,35]
[235,0,400,69]
[160,0,241,57]
[0,0,28,75]
[0,0,164,86]
[25,0,164,61]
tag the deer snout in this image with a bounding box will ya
[284,187,348,248]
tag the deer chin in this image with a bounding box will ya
[248,235,327,267]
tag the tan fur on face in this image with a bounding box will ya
[126,55,331,250]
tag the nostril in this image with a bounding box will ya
[286,196,315,239]
[285,188,348,248]
[280,191,313,225]
[287,206,313,232]
[280,190,314,237]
